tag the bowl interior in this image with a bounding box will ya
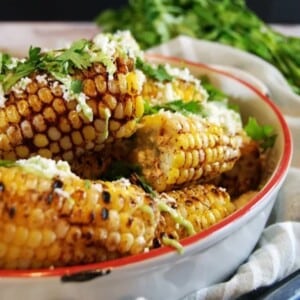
[0,55,292,278]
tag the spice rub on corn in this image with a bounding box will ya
[154,184,235,249]
[127,111,243,192]
[0,31,145,162]
[0,156,159,269]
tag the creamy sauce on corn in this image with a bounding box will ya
[158,201,196,236]
[162,236,184,254]
[16,156,77,179]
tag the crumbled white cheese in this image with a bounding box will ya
[164,64,200,85]
[36,74,48,85]
[11,77,32,95]
[93,31,143,61]
[135,69,146,93]
[6,57,21,70]
[204,101,243,135]
[16,155,78,179]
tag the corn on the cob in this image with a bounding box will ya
[0,157,159,269]
[141,63,208,105]
[210,137,262,198]
[154,184,235,247]
[0,32,145,163]
[128,111,243,192]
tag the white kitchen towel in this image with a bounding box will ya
[148,36,300,300]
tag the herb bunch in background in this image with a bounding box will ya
[96,0,300,95]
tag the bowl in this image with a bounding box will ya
[0,55,292,300]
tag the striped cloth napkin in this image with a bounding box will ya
[147,36,300,300]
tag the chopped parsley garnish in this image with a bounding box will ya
[136,57,173,82]
[0,160,16,168]
[244,117,277,150]
[144,99,204,116]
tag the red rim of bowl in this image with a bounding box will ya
[0,54,292,278]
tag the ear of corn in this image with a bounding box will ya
[128,111,243,192]
[0,42,145,164]
[0,165,159,269]
[154,184,235,247]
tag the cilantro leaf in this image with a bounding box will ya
[71,79,83,94]
[144,99,204,116]
[56,39,92,71]
[244,117,277,150]
[0,160,17,168]
[200,75,228,102]
[136,57,173,82]
[2,46,42,92]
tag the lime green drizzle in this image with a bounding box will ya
[162,236,184,254]
[138,204,155,225]
[158,201,196,236]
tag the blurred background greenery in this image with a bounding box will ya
[0,0,299,23]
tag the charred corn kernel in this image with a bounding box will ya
[37,148,52,158]
[0,160,159,269]
[115,120,136,138]
[17,100,31,117]
[0,110,8,128]
[82,125,96,141]
[103,94,117,110]
[32,114,47,132]
[28,94,42,112]
[0,134,12,151]
[95,75,107,94]
[156,184,235,242]
[108,79,120,94]
[43,107,56,123]
[3,151,16,160]
[26,81,38,94]
[60,136,72,150]
[49,142,60,154]
[48,127,62,141]
[68,111,82,129]
[38,87,53,103]
[114,103,124,119]
[16,145,30,158]
[6,105,21,123]
[129,111,243,192]
[53,98,66,114]
[20,120,34,139]
[83,79,97,97]
[7,126,22,146]
[34,134,49,148]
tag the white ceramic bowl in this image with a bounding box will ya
[0,56,292,300]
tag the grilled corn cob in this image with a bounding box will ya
[0,31,145,163]
[154,184,235,247]
[210,137,262,198]
[128,111,243,192]
[0,156,159,269]
[141,62,208,105]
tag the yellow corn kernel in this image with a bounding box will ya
[20,120,34,139]
[82,125,96,141]
[34,134,49,148]
[38,87,53,103]
[12,226,29,247]
[71,131,84,145]
[0,134,12,151]
[26,81,39,94]
[114,103,124,119]
[16,145,30,158]
[59,117,71,133]
[49,142,60,154]
[0,110,8,129]
[7,125,23,145]
[94,75,107,94]
[37,148,53,158]
[53,98,66,114]
[6,105,21,123]
[103,94,117,110]
[48,126,62,141]
[134,96,144,118]
[60,136,72,150]
[28,94,42,112]
[43,107,57,123]
[83,79,97,97]
[32,114,47,132]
